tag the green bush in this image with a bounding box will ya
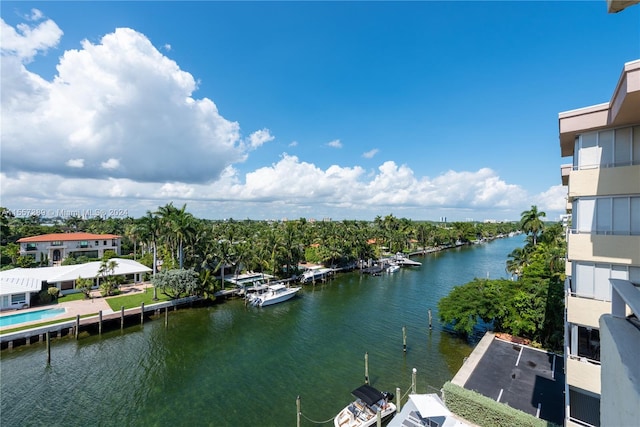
[442,382,558,427]
[47,286,60,299]
[37,289,52,304]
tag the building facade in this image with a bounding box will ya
[17,232,122,265]
[559,59,640,426]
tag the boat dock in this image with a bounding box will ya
[0,296,200,350]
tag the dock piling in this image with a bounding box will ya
[46,331,51,366]
[377,408,382,427]
[364,352,369,384]
[99,310,103,335]
[75,314,80,340]
[396,387,401,412]
[164,306,168,328]
[402,326,407,352]
[121,306,124,330]
[428,308,432,330]
[140,302,144,325]
[296,395,301,427]
[412,368,417,393]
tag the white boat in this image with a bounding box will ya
[300,267,333,283]
[386,264,400,273]
[251,283,301,307]
[334,384,396,427]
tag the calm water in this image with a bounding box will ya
[0,308,67,327]
[1,235,524,426]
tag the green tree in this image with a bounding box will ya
[97,258,119,297]
[75,276,94,299]
[520,205,546,246]
[151,268,199,299]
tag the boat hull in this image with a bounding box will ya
[258,289,299,306]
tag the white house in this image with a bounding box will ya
[0,259,151,310]
[17,232,122,265]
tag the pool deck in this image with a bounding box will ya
[0,284,151,333]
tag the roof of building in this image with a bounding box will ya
[0,259,151,296]
[0,277,43,295]
[17,232,121,243]
[387,393,471,427]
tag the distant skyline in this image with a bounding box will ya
[1,2,639,222]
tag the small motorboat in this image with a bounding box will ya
[334,384,396,427]
[251,283,300,307]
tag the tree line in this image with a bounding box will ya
[1,205,518,285]
[438,206,566,351]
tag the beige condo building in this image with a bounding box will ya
[559,59,640,426]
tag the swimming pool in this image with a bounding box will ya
[0,308,67,328]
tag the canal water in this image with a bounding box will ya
[1,235,524,426]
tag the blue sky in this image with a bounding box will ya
[1,1,639,222]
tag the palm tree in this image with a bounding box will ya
[138,212,160,274]
[506,247,528,279]
[520,205,546,246]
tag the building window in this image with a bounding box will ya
[11,293,26,305]
[103,240,107,246]
[574,196,640,235]
[95,240,99,246]
[575,125,640,170]
[51,241,62,246]
[572,262,631,301]
[569,387,600,427]
[570,325,600,362]
[78,241,89,249]
[25,243,37,251]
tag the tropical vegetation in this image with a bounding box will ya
[437,206,565,351]
[1,205,519,299]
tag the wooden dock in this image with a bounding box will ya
[0,296,200,350]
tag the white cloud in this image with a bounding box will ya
[1,19,256,184]
[0,13,62,62]
[27,9,44,21]
[534,184,567,213]
[101,158,120,170]
[362,148,379,159]
[0,156,535,220]
[66,159,84,168]
[163,43,172,51]
[327,139,342,148]
[247,128,274,149]
[289,140,298,147]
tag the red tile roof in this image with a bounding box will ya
[17,232,121,243]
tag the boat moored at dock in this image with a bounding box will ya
[334,384,396,427]
[250,283,301,307]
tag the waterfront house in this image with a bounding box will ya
[17,232,122,265]
[559,58,640,426]
[0,259,151,310]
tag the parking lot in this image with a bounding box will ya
[455,334,565,425]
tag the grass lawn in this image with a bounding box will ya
[58,292,87,303]
[105,288,171,311]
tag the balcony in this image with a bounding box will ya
[568,164,640,199]
[567,356,601,395]
[568,233,640,265]
[599,279,640,426]
[567,295,610,328]
[561,163,572,186]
